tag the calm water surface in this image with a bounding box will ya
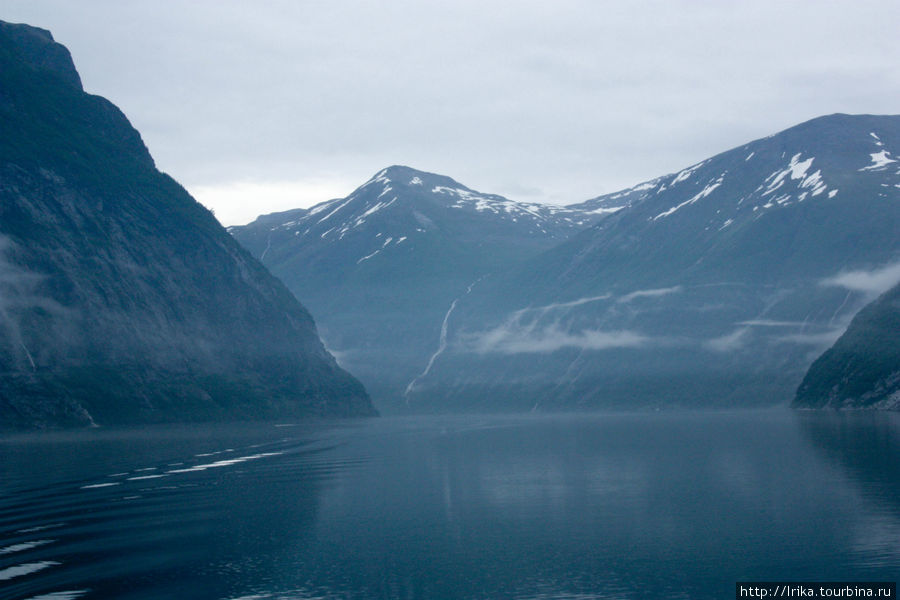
[0,411,897,599]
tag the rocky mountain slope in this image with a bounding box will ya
[794,281,900,409]
[403,114,900,411]
[0,20,374,429]
[230,166,611,410]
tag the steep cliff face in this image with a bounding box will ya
[0,21,374,429]
[794,282,900,410]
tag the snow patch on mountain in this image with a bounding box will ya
[653,175,725,220]
[357,249,380,264]
[797,169,827,197]
[587,205,625,215]
[356,235,405,263]
[761,153,815,196]
[604,182,658,201]
[432,184,585,228]
[859,150,897,171]
[433,185,481,201]
[317,198,354,224]
[306,198,336,218]
[671,160,708,186]
[360,197,396,219]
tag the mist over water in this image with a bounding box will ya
[1,411,898,600]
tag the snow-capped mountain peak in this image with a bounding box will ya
[569,114,898,239]
[233,166,606,270]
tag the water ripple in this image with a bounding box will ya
[0,560,61,581]
[22,591,89,600]
[0,539,55,554]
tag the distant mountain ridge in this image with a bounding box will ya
[0,20,374,429]
[234,115,900,413]
[568,176,666,216]
[234,165,598,265]
[230,165,616,410]
[400,114,900,411]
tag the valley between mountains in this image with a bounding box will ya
[231,115,900,413]
[1,17,897,429]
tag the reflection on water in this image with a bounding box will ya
[0,412,897,599]
[797,411,900,567]
[798,411,900,504]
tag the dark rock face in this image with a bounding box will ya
[794,282,900,409]
[0,20,374,429]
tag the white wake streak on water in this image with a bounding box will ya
[80,482,120,489]
[0,560,60,581]
[23,591,88,600]
[166,452,283,474]
[16,524,63,534]
[79,449,284,489]
[0,540,54,554]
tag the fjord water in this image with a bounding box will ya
[1,412,897,600]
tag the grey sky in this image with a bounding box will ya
[2,1,898,225]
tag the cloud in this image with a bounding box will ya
[737,319,809,327]
[773,329,845,348]
[510,287,679,321]
[190,178,353,226]
[6,1,897,219]
[704,328,750,353]
[617,286,682,304]
[470,322,648,355]
[707,320,849,353]
[820,261,900,296]
[511,293,613,320]
[469,286,694,354]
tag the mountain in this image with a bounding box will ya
[568,175,667,216]
[401,114,900,411]
[0,20,374,429]
[794,281,900,409]
[230,166,605,411]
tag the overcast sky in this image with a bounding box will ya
[2,1,898,225]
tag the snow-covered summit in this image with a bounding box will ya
[234,165,602,270]
[306,165,592,237]
[570,114,899,237]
